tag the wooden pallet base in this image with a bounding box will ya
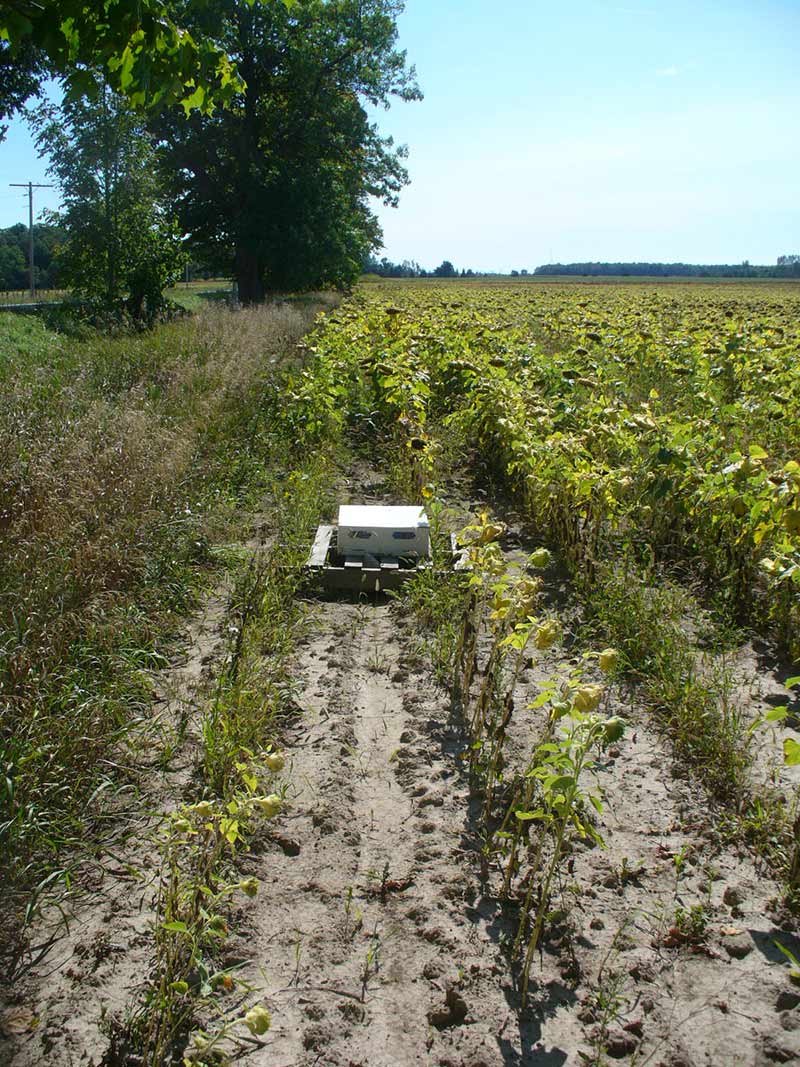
[305,525,465,593]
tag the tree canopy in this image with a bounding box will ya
[534,261,800,279]
[0,222,62,289]
[33,84,184,320]
[152,0,420,302]
[0,37,44,139]
[0,0,295,122]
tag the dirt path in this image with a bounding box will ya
[0,589,231,1066]
[233,597,536,1066]
[3,507,800,1066]
[228,560,800,1066]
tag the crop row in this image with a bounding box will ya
[298,281,800,657]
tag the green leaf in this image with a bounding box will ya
[602,716,625,744]
[766,706,788,723]
[783,739,800,767]
[162,920,188,933]
[515,808,546,821]
[180,84,206,115]
[775,939,800,979]
[528,691,552,709]
[785,676,800,689]
[544,774,575,797]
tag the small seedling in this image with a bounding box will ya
[360,925,382,1002]
[341,885,363,940]
[775,940,800,986]
[664,903,708,947]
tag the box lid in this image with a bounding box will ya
[338,505,429,529]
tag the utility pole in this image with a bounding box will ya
[9,181,54,299]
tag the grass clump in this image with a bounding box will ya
[0,299,333,892]
[202,461,336,795]
[588,563,751,803]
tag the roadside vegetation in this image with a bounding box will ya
[0,297,334,889]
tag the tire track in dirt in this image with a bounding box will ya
[222,500,800,1067]
[236,597,549,1067]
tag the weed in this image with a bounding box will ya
[1,300,332,897]
[360,932,382,1001]
[664,903,708,947]
[340,886,363,941]
[588,564,753,806]
[118,769,280,1063]
[775,940,800,986]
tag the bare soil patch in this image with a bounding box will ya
[224,568,800,1066]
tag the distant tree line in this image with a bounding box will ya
[364,255,479,278]
[0,222,61,290]
[363,258,800,282]
[534,260,800,278]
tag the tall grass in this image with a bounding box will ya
[588,564,752,802]
[0,298,334,887]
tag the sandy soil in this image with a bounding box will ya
[222,572,800,1067]
[2,497,800,1067]
[0,588,230,1066]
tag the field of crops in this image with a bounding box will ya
[250,278,800,1063]
[321,279,800,649]
[2,279,800,1067]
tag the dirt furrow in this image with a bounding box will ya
[236,598,543,1066]
[231,540,800,1067]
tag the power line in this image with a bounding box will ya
[9,181,54,298]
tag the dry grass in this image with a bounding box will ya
[0,299,333,879]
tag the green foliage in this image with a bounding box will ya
[151,0,420,302]
[202,461,335,794]
[313,281,800,658]
[535,260,800,279]
[0,0,297,116]
[0,298,330,891]
[0,38,44,140]
[124,767,281,1063]
[307,277,800,896]
[433,260,458,277]
[0,223,62,290]
[32,82,184,321]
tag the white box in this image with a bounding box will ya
[337,505,430,558]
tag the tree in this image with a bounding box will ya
[433,260,457,277]
[0,241,26,290]
[364,254,425,278]
[32,83,184,320]
[151,0,420,302]
[0,1,299,121]
[0,39,44,140]
[0,223,63,289]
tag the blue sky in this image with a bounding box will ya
[369,0,800,270]
[1,0,798,272]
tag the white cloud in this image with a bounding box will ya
[656,65,679,77]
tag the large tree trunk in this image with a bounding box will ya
[235,244,265,305]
